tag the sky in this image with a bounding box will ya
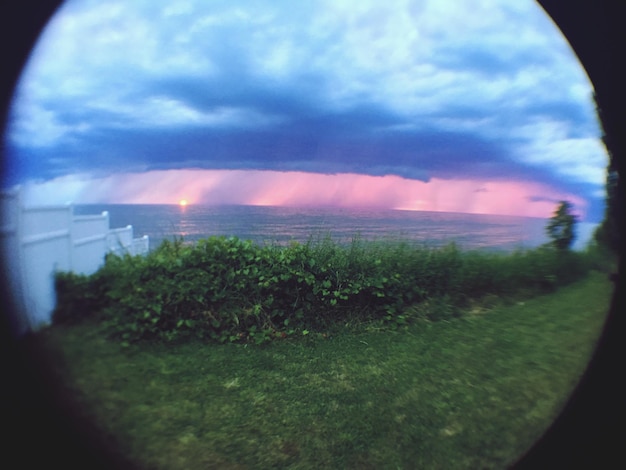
[2,0,609,222]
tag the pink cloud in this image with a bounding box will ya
[23,169,588,219]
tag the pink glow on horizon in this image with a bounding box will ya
[246,172,585,218]
[25,169,587,219]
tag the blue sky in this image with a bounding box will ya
[2,0,609,222]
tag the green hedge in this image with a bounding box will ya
[53,236,593,344]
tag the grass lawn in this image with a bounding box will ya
[32,271,613,469]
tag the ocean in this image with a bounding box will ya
[71,204,588,253]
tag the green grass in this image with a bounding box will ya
[34,271,613,469]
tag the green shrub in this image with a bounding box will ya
[53,235,594,344]
[53,272,96,324]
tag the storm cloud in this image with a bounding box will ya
[3,0,609,221]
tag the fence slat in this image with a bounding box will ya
[73,233,107,247]
[22,229,70,245]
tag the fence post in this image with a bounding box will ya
[1,187,31,334]
[67,201,74,273]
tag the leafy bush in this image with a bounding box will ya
[546,201,578,250]
[53,272,97,324]
[53,235,594,344]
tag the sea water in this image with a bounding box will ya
[72,204,591,253]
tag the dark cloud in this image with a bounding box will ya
[4,94,600,206]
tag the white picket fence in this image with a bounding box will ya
[0,187,149,335]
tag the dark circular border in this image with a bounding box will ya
[1,1,624,468]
